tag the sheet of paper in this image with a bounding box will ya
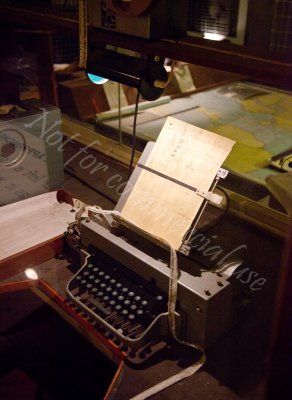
[0,191,76,260]
[120,116,235,249]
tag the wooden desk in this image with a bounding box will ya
[0,208,285,400]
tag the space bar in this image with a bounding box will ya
[87,297,111,316]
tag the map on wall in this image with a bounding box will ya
[103,81,292,184]
[198,83,292,177]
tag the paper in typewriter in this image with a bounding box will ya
[120,116,235,250]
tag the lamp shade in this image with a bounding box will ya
[86,48,167,101]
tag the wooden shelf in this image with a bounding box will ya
[1,4,292,89]
[0,5,79,33]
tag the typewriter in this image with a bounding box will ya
[65,135,251,353]
[65,215,249,351]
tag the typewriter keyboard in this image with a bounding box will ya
[66,248,168,347]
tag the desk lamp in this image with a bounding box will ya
[85,47,168,101]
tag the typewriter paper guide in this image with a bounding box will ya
[120,117,235,250]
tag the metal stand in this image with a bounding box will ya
[179,168,229,256]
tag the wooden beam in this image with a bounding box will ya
[1,5,291,89]
[0,5,79,33]
[88,30,292,90]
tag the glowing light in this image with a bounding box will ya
[86,73,109,85]
[24,268,39,280]
[203,32,226,41]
